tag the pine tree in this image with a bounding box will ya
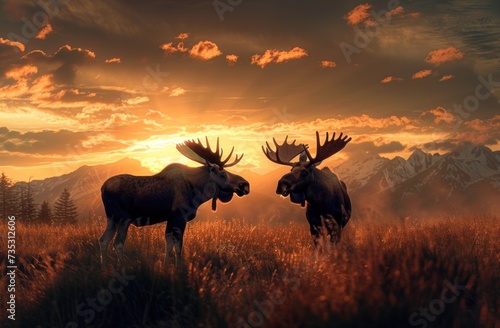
[19,184,25,220]
[24,180,37,223]
[53,188,78,225]
[17,180,37,224]
[0,172,15,221]
[37,201,53,225]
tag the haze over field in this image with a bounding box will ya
[0,0,499,182]
[10,143,500,224]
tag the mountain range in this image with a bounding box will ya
[13,144,500,223]
[335,144,500,217]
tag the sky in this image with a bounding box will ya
[0,0,499,181]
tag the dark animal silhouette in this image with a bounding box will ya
[263,131,351,244]
[100,138,250,267]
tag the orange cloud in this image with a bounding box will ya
[0,80,29,99]
[425,47,464,66]
[176,33,189,40]
[126,96,149,105]
[381,76,403,83]
[35,24,53,40]
[189,41,222,60]
[465,116,500,131]
[427,107,455,124]
[321,60,336,68]
[160,42,188,55]
[251,47,308,68]
[387,6,404,17]
[439,74,454,82]
[0,37,25,52]
[412,69,433,79]
[406,12,421,18]
[338,114,413,129]
[226,54,238,64]
[5,65,38,80]
[28,74,54,95]
[105,57,121,64]
[54,45,96,59]
[344,4,372,25]
[347,5,415,27]
[160,42,176,54]
[170,87,187,97]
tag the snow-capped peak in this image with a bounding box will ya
[447,144,500,177]
[407,149,439,174]
[334,154,389,192]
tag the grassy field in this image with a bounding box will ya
[1,215,499,328]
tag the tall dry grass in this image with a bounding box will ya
[0,215,499,327]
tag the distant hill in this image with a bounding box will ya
[14,144,500,224]
[14,158,152,222]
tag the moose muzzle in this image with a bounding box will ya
[276,179,292,197]
[235,181,250,196]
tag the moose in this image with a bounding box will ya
[100,137,250,267]
[263,131,352,245]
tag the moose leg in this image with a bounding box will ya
[309,224,322,248]
[165,218,187,267]
[306,205,324,248]
[113,219,132,268]
[99,218,117,267]
[324,214,341,244]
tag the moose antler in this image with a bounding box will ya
[262,136,306,166]
[304,131,351,167]
[176,137,243,168]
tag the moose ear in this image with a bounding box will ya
[206,161,219,172]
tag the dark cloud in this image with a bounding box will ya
[420,140,466,152]
[0,38,25,76]
[0,127,124,155]
[0,151,57,166]
[345,140,406,157]
[22,45,95,84]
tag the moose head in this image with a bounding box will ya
[263,131,351,203]
[177,137,250,210]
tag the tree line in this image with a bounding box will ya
[0,172,78,225]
